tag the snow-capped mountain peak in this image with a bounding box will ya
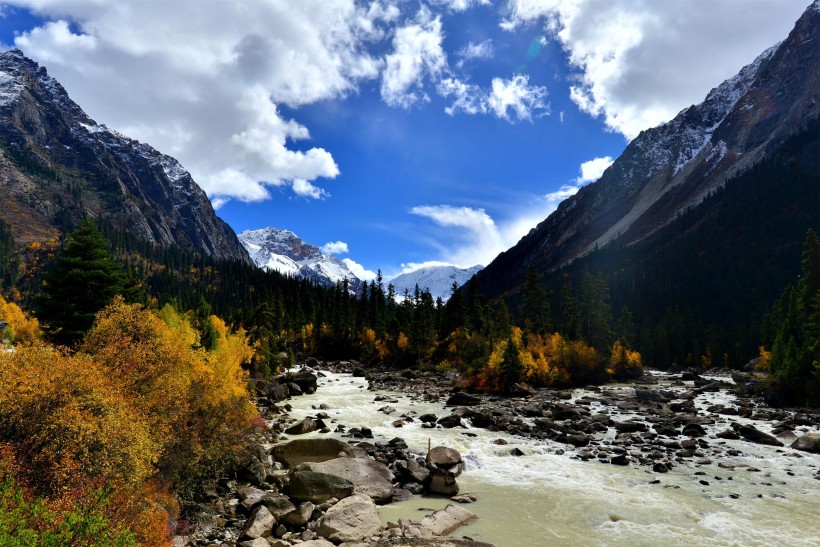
[389,264,483,301]
[238,227,362,293]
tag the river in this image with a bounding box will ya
[283,370,819,546]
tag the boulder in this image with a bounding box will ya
[614,421,648,433]
[419,413,438,423]
[238,538,270,547]
[445,392,482,406]
[239,506,275,540]
[289,370,318,393]
[735,424,784,447]
[316,494,385,543]
[419,504,478,536]
[273,438,363,467]
[285,417,324,435]
[635,388,670,404]
[287,471,354,503]
[238,456,268,486]
[428,468,460,495]
[427,446,463,472]
[790,433,820,453]
[282,501,315,526]
[299,541,335,547]
[396,459,430,484]
[300,457,394,504]
[437,414,463,428]
[254,495,297,519]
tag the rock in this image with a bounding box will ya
[282,501,314,526]
[614,421,648,433]
[716,429,741,440]
[419,504,478,536]
[300,457,394,504]
[565,433,590,447]
[396,459,430,484]
[299,540,335,547]
[287,471,354,503]
[419,413,438,423]
[316,494,385,543]
[635,388,670,403]
[610,455,630,466]
[239,506,275,540]
[255,495,297,520]
[289,370,318,393]
[790,433,820,453]
[238,538,270,547]
[428,468,460,495]
[285,417,324,435]
[238,456,268,486]
[288,382,303,396]
[450,493,478,503]
[510,447,526,457]
[736,424,784,447]
[273,438,363,467]
[392,487,413,502]
[682,423,707,437]
[437,414,464,428]
[446,392,482,406]
[427,446,463,472]
[652,463,669,473]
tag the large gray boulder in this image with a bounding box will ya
[791,433,820,453]
[288,370,318,393]
[427,446,464,476]
[288,471,354,503]
[428,468,460,496]
[239,506,275,540]
[736,424,784,447]
[316,494,385,543]
[273,438,363,467]
[300,457,394,504]
[285,417,324,435]
[254,494,297,520]
[419,504,478,536]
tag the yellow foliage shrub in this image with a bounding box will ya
[0,294,40,345]
[607,340,643,380]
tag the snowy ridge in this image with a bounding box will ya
[390,264,483,301]
[239,227,362,293]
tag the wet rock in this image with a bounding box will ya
[300,457,394,504]
[419,504,478,536]
[238,456,268,487]
[287,471,354,503]
[716,429,741,440]
[287,382,303,396]
[289,370,319,393]
[510,447,526,457]
[610,454,630,465]
[615,421,648,434]
[239,506,275,540]
[735,424,784,447]
[392,487,413,502]
[635,388,670,404]
[652,463,669,473]
[316,494,385,543]
[790,433,820,453]
[682,423,707,437]
[419,413,438,423]
[273,438,364,467]
[451,493,478,503]
[428,468,460,495]
[438,414,464,428]
[427,447,464,472]
[446,392,482,406]
[285,417,325,435]
[396,459,431,484]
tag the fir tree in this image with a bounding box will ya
[37,218,125,346]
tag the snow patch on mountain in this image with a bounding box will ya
[390,264,483,301]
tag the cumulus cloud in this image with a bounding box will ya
[429,0,492,12]
[8,0,393,204]
[545,184,579,203]
[409,204,544,267]
[343,258,378,281]
[380,7,447,108]
[321,241,349,255]
[501,0,807,138]
[439,74,549,121]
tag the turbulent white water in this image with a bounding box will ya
[283,371,819,546]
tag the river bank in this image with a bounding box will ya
[176,362,819,546]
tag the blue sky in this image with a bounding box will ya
[0,0,809,279]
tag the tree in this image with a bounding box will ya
[521,266,551,334]
[36,219,125,346]
[499,336,523,393]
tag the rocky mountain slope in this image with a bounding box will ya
[239,227,363,293]
[475,1,819,299]
[0,49,249,262]
[391,264,483,301]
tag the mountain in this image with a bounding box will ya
[238,227,363,293]
[473,2,819,368]
[0,49,249,262]
[390,264,483,301]
[476,1,819,299]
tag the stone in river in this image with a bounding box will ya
[419,504,478,536]
[446,392,482,406]
[437,414,464,428]
[735,424,784,447]
[790,433,820,453]
[273,438,363,467]
[316,494,385,543]
[299,457,394,504]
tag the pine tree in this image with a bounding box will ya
[499,336,524,393]
[37,218,125,346]
[521,266,551,334]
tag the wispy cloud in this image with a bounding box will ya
[439,74,549,122]
[546,155,614,203]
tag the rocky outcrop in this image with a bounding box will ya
[419,505,479,536]
[299,457,394,504]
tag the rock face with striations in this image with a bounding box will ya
[0,49,249,262]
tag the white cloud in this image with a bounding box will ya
[409,204,545,267]
[501,0,808,138]
[545,184,579,202]
[321,241,349,255]
[397,260,458,275]
[429,0,492,12]
[380,7,447,108]
[575,155,613,184]
[438,74,549,122]
[343,258,378,281]
[8,0,392,204]
[456,39,494,67]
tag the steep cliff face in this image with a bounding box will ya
[475,2,819,298]
[0,49,249,262]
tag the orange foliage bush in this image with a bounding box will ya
[0,294,40,345]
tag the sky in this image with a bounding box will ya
[0,0,810,280]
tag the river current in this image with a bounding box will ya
[283,370,819,546]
